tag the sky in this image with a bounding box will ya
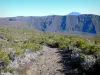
[0,0,100,17]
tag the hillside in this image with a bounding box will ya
[0,26,100,75]
[0,14,100,35]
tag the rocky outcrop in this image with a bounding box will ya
[59,45,100,75]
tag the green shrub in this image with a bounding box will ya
[56,36,70,49]
[6,34,13,41]
[59,44,67,49]
[3,55,10,63]
[80,53,87,58]
[94,47,100,54]
[7,66,14,72]
[59,34,67,40]
[80,44,87,49]
[21,43,40,51]
[29,37,47,44]
[86,43,96,54]
[76,39,86,49]
[14,39,21,43]
[58,40,70,49]
[46,39,56,44]
[0,40,8,48]
[0,66,13,72]
[0,52,10,63]
[86,43,95,49]
[0,27,13,41]
[46,35,71,49]
[0,52,6,58]
[46,39,58,48]
[15,49,22,55]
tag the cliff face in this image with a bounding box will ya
[0,14,100,35]
[30,14,100,35]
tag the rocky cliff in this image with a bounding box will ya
[0,14,100,35]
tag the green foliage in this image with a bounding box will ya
[58,40,70,49]
[15,49,22,55]
[80,44,87,49]
[6,66,14,72]
[0,52,6,58]
[0,40,8,49]
[0,27,13,41]
[45,35,71,49]
[21,43,40,51]
[86,43,96,53]
[80,53,87,58]
[57,35,71,49]
[3,56,10,63]
[86,43,95,49]
[31,37,47,44]
[0,66,13,72]
[95,47,100,54]
[76,39,87,49]
[0,52,10,63]
[0,26,100,72]
[59,44,67,49]
[46,39,57,45]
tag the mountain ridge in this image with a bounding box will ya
[0,14,100,35]
[68,12,81,15]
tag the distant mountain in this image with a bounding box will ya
[68,12,81,15]
[0,14,100,35]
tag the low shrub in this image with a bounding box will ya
[15,49,22,55]
[76,39,87,49]
[6,66,14,72]
[21,43,40,51]
[28,37,47,44]
[58,40,70,49]
[94,47,100,54]
[80,53,87,58]
[0,66,13,72]
[46,39,59,48]
[0,52,10,63]
[86,43,96,54]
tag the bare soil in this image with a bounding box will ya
[20,46,64,75]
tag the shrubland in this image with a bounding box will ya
[0,26,100,73]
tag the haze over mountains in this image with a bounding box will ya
[0,12,100,35]
[68,12,81,15]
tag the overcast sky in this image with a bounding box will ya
[0,0,100,17]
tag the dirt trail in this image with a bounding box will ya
[23,46,64,75]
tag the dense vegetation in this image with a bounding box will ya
[0,26,100,74]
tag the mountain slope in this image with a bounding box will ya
[0,14,100,35]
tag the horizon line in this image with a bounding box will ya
[0,13,100,18]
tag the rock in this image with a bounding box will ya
[68,45,73,51]
[81,55,96,70]
[71,47,82,59]
[59,45,99,74]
